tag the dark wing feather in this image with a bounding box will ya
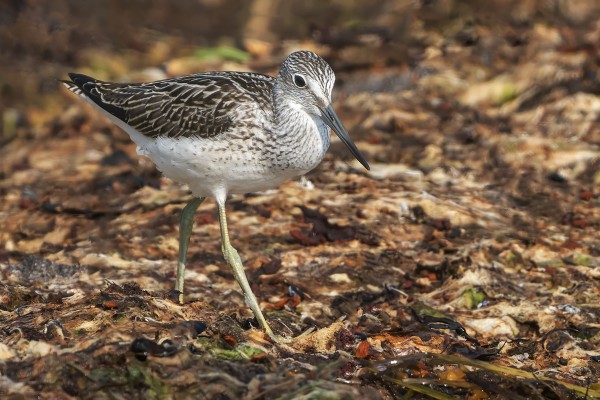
[64,72,275,139]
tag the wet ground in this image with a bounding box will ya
[1,1,599,398]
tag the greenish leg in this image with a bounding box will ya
[216,201,274,337]
[176,197,205,304]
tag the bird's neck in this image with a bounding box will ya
[269,85,331,173]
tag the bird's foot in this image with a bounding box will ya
[266,327,315,345]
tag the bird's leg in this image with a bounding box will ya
[176,197,205,304]
[216,201,274,337]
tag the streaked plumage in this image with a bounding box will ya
[62,50,369,340]
[65,72,275,139]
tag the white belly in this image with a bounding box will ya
[139,135,306,198]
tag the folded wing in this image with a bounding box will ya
[63,72,274,139]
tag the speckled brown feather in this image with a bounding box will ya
[64,72,275,139]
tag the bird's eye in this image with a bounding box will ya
[293,74,306,88]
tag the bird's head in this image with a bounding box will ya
[276,51,370,170]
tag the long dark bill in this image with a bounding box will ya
[321,104,370,170]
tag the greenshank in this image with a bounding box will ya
[62,50,370,339]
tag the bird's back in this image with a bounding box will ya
[62,71,276,141]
